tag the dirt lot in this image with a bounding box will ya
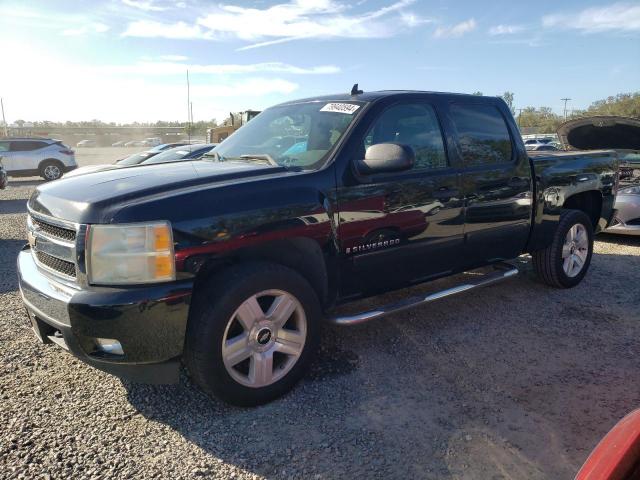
[1,179,639,479]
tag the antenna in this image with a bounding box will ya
[350,83,363,96]
[187,69,191,143]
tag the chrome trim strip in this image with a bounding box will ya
[27,206,80,231]
[328,264,519,326]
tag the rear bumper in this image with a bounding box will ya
[17,248,193,383]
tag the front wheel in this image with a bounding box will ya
[532,209,594,288]
[185,262,321,406]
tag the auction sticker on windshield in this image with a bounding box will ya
[320,103,360,114]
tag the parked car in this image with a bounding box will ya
[124,140,145,147]
[0,158,7,189]
[523,137,553,147]
[17,90,618,406]
[0,137,77,180]
[527,144,560,152]
[115,142,190,165]
[76,139,96,148]
[575,409,640,480]
[64,143,214,177]
[555,116,640,235]
[111,141,126,147]
[142,137,162,147]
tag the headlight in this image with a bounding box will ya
[619,185,640,195]
[87,222,175,285]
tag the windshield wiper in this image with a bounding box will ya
[240,154,279,167]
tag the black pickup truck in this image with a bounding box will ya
[18,90,619,406]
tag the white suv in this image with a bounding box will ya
[0,138,77,181]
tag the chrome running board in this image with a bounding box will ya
[328,263,518,326]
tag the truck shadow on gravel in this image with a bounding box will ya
[0,199,28,215]
[0,239,26,294]
[118,257,638,479]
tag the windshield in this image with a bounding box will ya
[116,151,154,165]
[141,144,214,165]
[211,101,364,170]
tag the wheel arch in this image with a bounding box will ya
[193,237,330,307]
[562,190,603,229]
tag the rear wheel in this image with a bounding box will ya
[532,209,594,288]
[185,262,321,406]
[39,160,64,181]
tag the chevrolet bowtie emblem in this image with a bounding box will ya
[27,230,37,248]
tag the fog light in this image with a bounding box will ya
[95,338,124,355]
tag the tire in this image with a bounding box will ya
[39,160,64,181]
[185,262,321,406]
[532,209,594,288]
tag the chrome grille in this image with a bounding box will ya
[31,217,77,242]
[28,213,80,283]
[35,251,76,278]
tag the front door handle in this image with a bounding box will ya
[433,186,458,201]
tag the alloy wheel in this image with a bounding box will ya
[44,165,61,180]
[221,289,307,388]
[562,223,589,277]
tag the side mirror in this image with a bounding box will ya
[357,143,415,175]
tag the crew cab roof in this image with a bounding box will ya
[275,90,501,106]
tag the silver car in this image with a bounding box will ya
[608,185,640,235]
[607,151,640,235]
[0,137,77,181]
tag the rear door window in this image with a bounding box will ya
[450,104,513,166]
[10,141,49,152]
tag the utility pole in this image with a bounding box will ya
[516,108,524,128]
[561,97,571,120]
[0,98,8,137]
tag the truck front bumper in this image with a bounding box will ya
[17,248,193,384]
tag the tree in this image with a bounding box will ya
[472,91,483,96]
[499,91,515,115]
[586,92,640,118]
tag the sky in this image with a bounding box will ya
[0,0,638,123]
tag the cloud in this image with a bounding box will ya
[121,0,168,11]
[433,18,476,38]
[0,42,300,123]
[62,22,110,36]
[123,20,211,39]
[542,3,640,33]
[488,24,524,36]
[122,0,429,48]
[106,61,340,75]
[159,54,189,61]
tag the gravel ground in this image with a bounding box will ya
[1,179,639,479]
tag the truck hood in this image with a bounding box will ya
[557,116,640,150]
[29,160,281,223]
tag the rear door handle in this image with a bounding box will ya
[508,177,530,188]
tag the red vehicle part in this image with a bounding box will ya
[576,409,640,480]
